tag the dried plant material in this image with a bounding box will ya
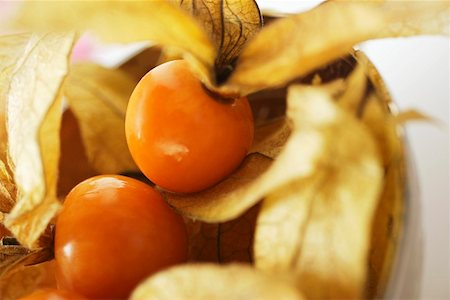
[0,245,28,277]
[227,0,450,94]
[179,0,262,82]
[327,54,399,297]
[366,152,405,298]
[0,223,10,237]
[64,63,137,174]
[323,53,406,297]
[0,34,31,213]
[335,63,368,113]
[58,109,97,197]
[393,109,434,125]
[358,95,405,298]
[164,153,271,222]
[187,204,259,263]
[0,244,52,278]
[0,161,15,213]
[4,33,75,249]
[0,34,30,156]
[12,1,216,88]
[250,118,291,158]
[131,263,303,300]
[0,226,54,279]
[0,260,56,300]
[254,85,383,299]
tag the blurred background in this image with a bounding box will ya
[257,1,449,299]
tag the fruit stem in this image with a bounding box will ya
[201,83,236,105]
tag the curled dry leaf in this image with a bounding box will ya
[131,263,303,300]
[179,0,262,83]
[0,161,15,214]
[64,63,137,175]
[164,153,271,222]
[0,33,30,157]
[0,243,52,279]
[0,34,32,213]
[3,33,75,249]
[186,204,259,263]
[10,1,216,88]
[250,118,291,159]
[348,52,407,297]
[226,0,450,94]
[57,109,97,197]
[393,109,435,125]
[366,145,405,298]
[254,85,383,299]
[334,63,368,114]
[0,260,56,300]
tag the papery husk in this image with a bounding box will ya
[226,0,449,95]
[248,50,407,298]
[352,52,406,299]
[57,109,97,197]
[3,33,75,249]
[179,0,262,82]
[254,83,383,299]
[131,263,304,300]
[250,118,291,159]
[0,260,56,300]
[164,153,272,222]
[9,0,261,94]
[64,63,138,175]
[10,1,216,87]
[0,33,31,214]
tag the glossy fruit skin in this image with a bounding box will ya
[54,175,188,299]
[125,60,254,194]
[18,288,85,300]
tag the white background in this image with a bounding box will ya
[256,1,449,299]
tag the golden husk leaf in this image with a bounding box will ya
[393,109,434,125]
[366,137,405,298]
[254,84,383,299]
[57,109,97,197]
[351,52,406,298]
[303,51,407,297]
[179,0,262,75]
[3,33,75,249]
[10,1,216,89]
[250,117,291,159]
[226,0,450,94]
[0,260,56,300]
[64,63,137,174]
[0,34,31,213]
[131,263,304,300]
[0,34,30,160]
[164,153,272,222]
[0,161,14,214]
